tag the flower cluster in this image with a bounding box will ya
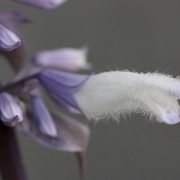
[1,0,180,179]
[0,0,91,179]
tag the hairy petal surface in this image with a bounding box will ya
[74,71,180,124]
[32,47,91,72]
[137,72,180,98]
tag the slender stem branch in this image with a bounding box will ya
[75,152,86,180]
[0,122,28,180]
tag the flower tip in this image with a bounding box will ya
[3,115,23,127]
[32,46,91,71]
[0,93,23,127]
[0,24,21,51]
[160,110,180,125]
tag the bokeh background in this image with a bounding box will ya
[1,0,180,179]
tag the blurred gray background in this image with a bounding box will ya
[1,0,180,179]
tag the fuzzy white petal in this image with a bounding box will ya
[74,71,180,124]
[142,72,180,98]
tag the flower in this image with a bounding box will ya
[0,92,23,127]
[0,5,90,169]
[74,71,180,125]
[32,47,91,72]
[0,11,30,71]
[26,68,180,125]
[0,68,91,154]
[0,24,21,51]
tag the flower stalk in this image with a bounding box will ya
[0,49,28,180]
[0,122,28,180]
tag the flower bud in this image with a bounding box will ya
[31,96,57,137]
[0,92,23,127]
[33,47,91,72]
[0,24,21,51]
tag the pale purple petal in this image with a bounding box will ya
[0,24,21,51]
[38,70,90,111]
[17,111,90,152]
[13,0,67,9]
[31,96,57,137]
[0,92,23,127]
[32,47,91,72]
[0,11,29,70]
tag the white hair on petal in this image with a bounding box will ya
[74,71,180,124]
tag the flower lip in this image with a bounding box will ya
[74,71,180,124]
[157,106,180,125]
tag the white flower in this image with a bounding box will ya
[74,71,180,125]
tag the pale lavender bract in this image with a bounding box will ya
[32,47,91,72]
[30,95,58,137]
[38,70,90,111]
